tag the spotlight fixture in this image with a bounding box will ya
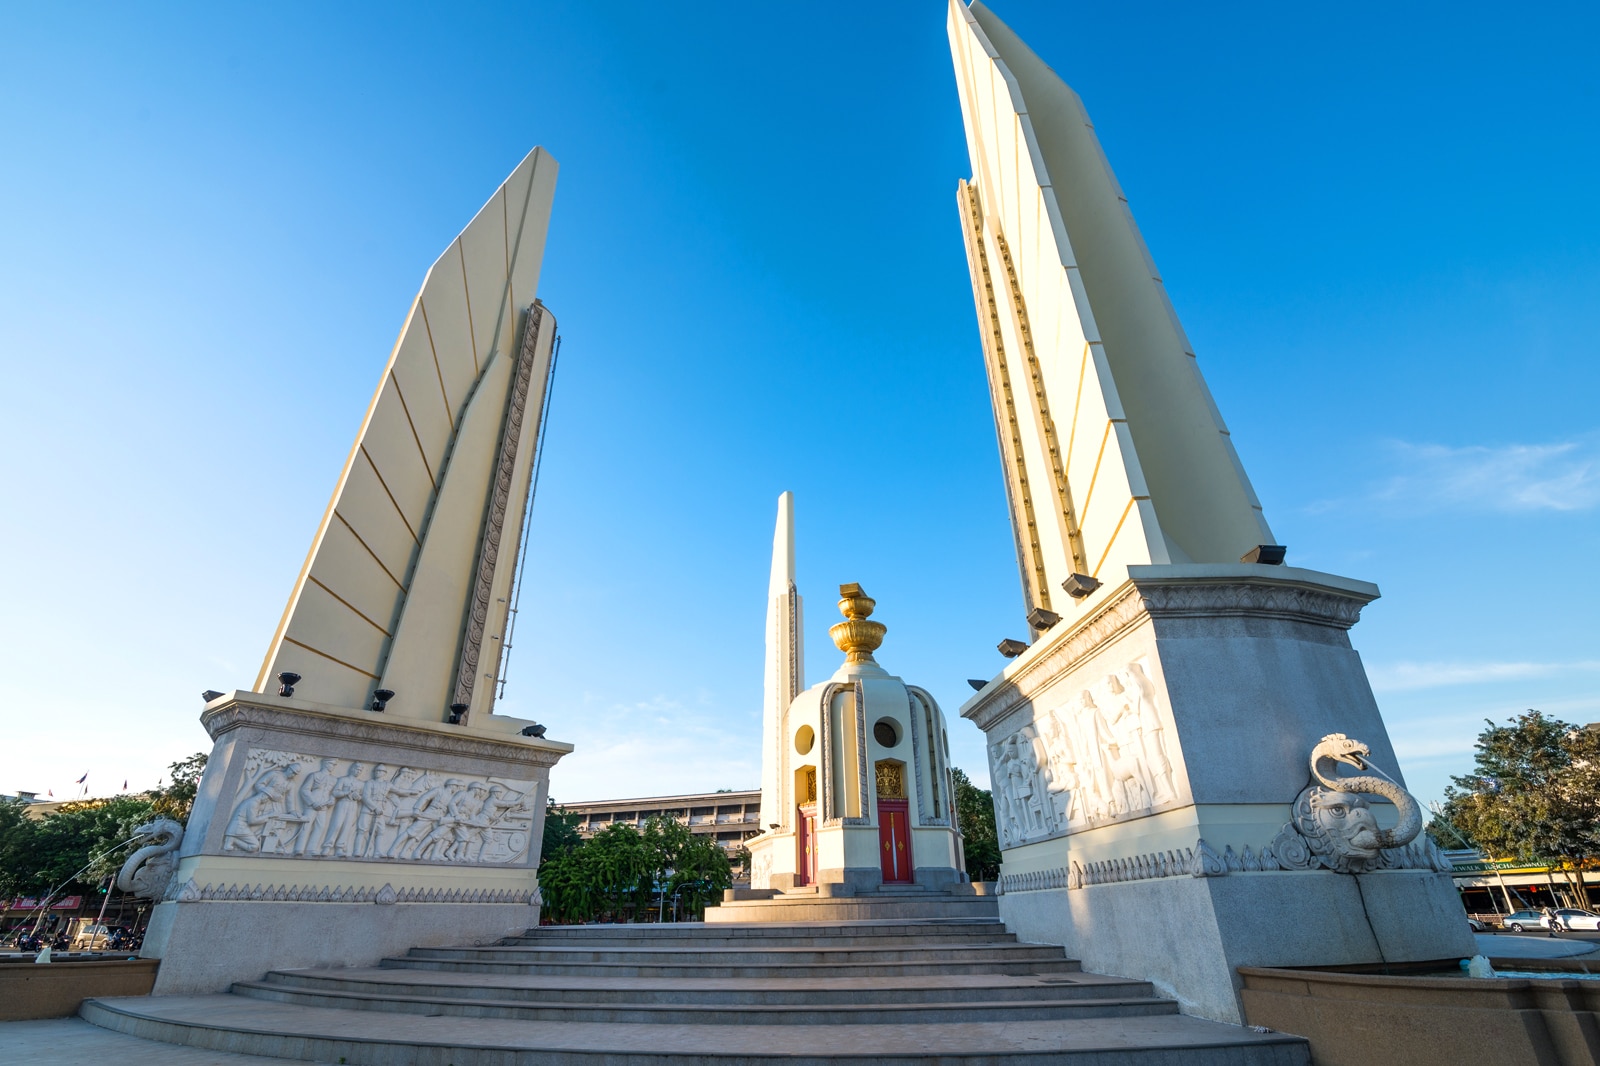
[967,679,988,691]
[1060,573,1102,599]
[277,672,301,697]
[371,689,395,712]
[1026,607,1061,630]
[997,638,1029,658]
[769,823,780,830]
[447,702,469,725]
[1241,544,1287,566]
[201,690,225,703]
[520,723,547,738]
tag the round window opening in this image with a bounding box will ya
[794,724,815,755]
[873,718,901,748]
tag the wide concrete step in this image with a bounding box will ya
[506,927,1016,947]
[522,918,1007,939]
[408,942,1062,966]
[257,966,1160,1006]
[384,954,1083,978]
[81,994,1311,1064]
[704,897,998,923]
[232,979,1179,1025]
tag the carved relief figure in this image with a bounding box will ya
[987,654,1182,847]
[1124,662,1175,802]
[223,762,301,852]
[1096,685,1155,816]
[391,777,459,860]
[324,762,368,857]
[356,764,422,858]
[220,750,539,866]
[295,758,340,856]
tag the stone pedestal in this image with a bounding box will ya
[963,564,1474,1023]
[142,691,570,994]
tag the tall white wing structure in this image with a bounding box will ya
[256,147,559,724]
[949,1,1274,628]
[758,492,804,831]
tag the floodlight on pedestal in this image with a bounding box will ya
[447,702,469,725]
[370,689,395,712]
[967,679,988,691]
[1027,607,1061,630]
[276,672,301,697]
[1061,574,1102,599]
[201,690,225,703]
[997,638,1029,658]
[520,723,547,738]
[1241,544,1287,565]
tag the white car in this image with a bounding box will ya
[1502,908,1600,931]
[1548,909,1600,931]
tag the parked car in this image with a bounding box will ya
[1550,909,1600,931]
[1466,916,1486,932]
[1502,910,1544,931]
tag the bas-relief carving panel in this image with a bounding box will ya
[987,653,1185,849]
[220,749,538,866]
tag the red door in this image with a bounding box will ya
[878,800,912,884]
[796,805,816,886]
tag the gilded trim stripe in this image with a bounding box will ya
[308,575,392,639]
[332,511,407,592]
[281,636,381,680]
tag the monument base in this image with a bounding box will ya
[140,692,569,995]
[998,869,1473,1023]
[962,564,1476,1023]
[144,898,537,995]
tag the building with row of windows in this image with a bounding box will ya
[555,789,762,849]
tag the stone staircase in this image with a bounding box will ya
[82,918,1308,1064]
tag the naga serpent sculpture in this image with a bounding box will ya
[1272,733,1422,874]
[116,818,185,900]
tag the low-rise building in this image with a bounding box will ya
[557,789,761,849]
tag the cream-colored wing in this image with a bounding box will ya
[949,1,1274,625]
[256,147,559,722]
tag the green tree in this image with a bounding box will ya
[0,797,39,899]
[149,752,208,822]
[537,815,735,924]
[17,796,157,896]
[1439,711,1600,904]
[541,801,583,863]
[952,767,1001,882]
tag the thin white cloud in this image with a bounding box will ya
[1370,435,1600,513]
[1368,659,1600,693]
[545,694,760,803]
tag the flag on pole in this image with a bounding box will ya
[47,789,53,797]
[76,773,88,784]
[122,780,128,791]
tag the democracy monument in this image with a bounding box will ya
[67,2,1538,1063]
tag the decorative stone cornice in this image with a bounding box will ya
[996,835,1453,894]
[202,699,567,768]
[963,583,1147,731]
[170,878,537,905]
[963,570,1378,732]
[1135,582,1368,629]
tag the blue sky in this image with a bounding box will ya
[1,1,1595,811]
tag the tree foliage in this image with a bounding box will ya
[149,752,208,822]
[538,815,734,924]
[952,767,1001,882]
[0,751,209,900]
[541,801,583,863]
[1438,710,1600,897]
